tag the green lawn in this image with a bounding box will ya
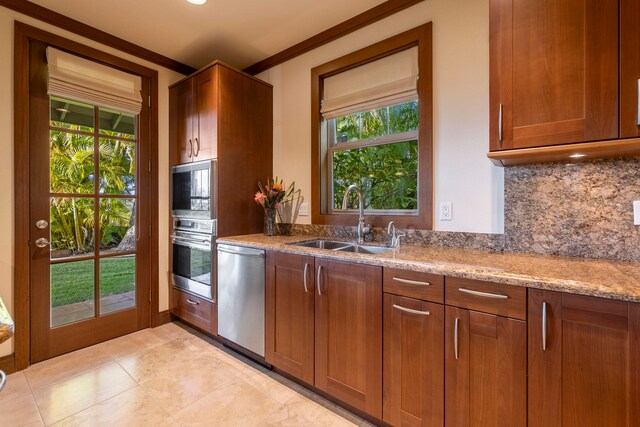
[50,257,135,307]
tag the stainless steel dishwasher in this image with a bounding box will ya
[217,243,265,358]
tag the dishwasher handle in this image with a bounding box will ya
[217,245,265,257]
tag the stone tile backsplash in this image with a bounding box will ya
[504,157,640,262]
[292,157,640,262]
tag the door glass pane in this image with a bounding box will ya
[99,107,136,139]
[50,198,95,259]
[99,138,136,195]
[51,260,95,327]
[100,256,136,315]
[99,198,135,254]
[50,97,95,132]
[173,244,211,286]
[50,131,95,194]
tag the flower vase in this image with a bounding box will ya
[263,208,277,236]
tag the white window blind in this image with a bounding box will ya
[321,46,418,120]
[46,47,143,115]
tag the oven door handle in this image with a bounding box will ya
[171,235,212,250]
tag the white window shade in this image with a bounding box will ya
[47,47,142,115]
[321,46,418,120]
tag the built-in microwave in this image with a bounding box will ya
[172,160,217,219]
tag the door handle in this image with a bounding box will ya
[498,103,503,145]
[303,263,309,293]
[454,317,460,360]
[542,302,548,350]
[35,238,50,248]
[188,139,193,158]
[36,219,48,229]
[194,137,200,157]
[316,265,323,296]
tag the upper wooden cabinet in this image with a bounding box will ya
[489,0,640,163]
[528,289,640,427]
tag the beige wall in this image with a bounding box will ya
[0,6,185,357]
[256,0,503,234]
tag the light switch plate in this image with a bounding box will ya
[634,201,640,225]
[299,202,309,216]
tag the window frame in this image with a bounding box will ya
[311,23,433,229]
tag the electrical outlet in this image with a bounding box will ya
[299,202,309,216]
[440,202,452,221]
[634,201,640,225]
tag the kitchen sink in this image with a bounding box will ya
[293,240,353,250]
[335,245,393,254]
[291,239,393,254]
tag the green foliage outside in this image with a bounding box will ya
[50,121,136,254]
[50,257,135,307]
[332,100,419,210]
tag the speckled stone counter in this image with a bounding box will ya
[217,234,640,303]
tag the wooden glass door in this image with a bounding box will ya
[29,41,150,362]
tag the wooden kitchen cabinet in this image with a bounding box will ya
[171,288,216,335]
[265,251,315,385]
[490,0,619,151]
[528,289,640,427]
[383,293,444,426]
[173,66,217,164]
[315,258,383,418]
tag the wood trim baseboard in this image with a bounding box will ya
[0,0,195,75]
[0,353,16,374]
[157,310,171,326]
[487,137,640,166]
[243,0,424,75]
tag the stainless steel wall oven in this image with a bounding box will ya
[171,218,216,300]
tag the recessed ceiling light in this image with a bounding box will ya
[568,153,586,158]
[187,0,206,4]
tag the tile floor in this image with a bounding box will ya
[0,322,374,426]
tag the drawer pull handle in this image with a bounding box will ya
[498,103,503,145]
[393,276,431,286]
[317,265,323,296]
[186,298,199,305]
[458,287,508,299]
[303,263,309,293]
[542,302,548,351]
[454,317,460,360]
[393,304,430,316]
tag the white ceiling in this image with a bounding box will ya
[31,0,386,71]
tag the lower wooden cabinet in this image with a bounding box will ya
[171,288,216,335]
[383,294,444,426]
[266,252,383,418]
[265,251,315,385]
[444,307,527,427]
[528,289,640,427]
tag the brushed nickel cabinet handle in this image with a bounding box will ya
[188,139,193,158]
[393,304,430,316]
[186,298,199,305]
[636,79,640,126]
[542,302,548,351]
[303,263,309,293]
[194,137,200,156]
[458,287,508,300]
[392,277,431,286]
[498,103,503,145]
[316,265,323,296]
[454,317,460,360]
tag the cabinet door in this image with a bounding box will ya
[194,67,217,160]
[445,307,526,427]
[315,259,382,418]
[528,290,640,427]
[490,0,618,150]
[176,78,195,164]
[620,0,640,138]
[265,251,315,385]
[383,294,444,427]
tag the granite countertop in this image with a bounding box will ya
[217,234,640,303]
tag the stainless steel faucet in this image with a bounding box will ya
[342,184,370,244]
[387,221,405,248]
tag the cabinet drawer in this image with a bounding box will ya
[172,288,216,334]
[445,277,526,320]
[383,268,444,303]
